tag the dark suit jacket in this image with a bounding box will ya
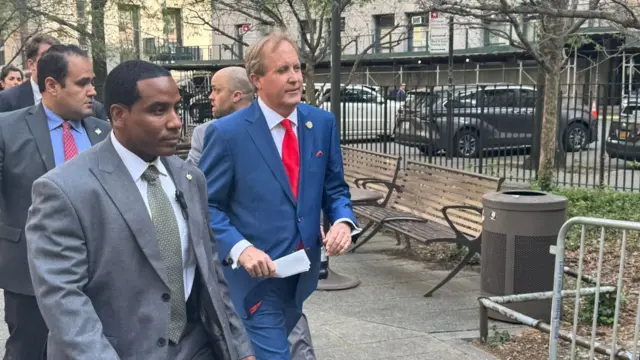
[0,80,109,120]
[0,104,111,295]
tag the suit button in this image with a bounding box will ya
[297,217,304,223]
[161,293,170,302]
[157,338,166,347]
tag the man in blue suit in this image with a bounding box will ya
[199,32,360,360]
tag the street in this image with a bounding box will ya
[343,118,640,191]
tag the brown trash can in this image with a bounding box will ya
[481,190,567,323]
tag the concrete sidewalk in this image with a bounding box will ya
[0,234,517,359]
[306,234,515,359]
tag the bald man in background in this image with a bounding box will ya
[191,66,317,360]
[187,67,254,165]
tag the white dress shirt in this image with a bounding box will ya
[111,132,196,299]
[226,97,361,268]
[31,78,42,104]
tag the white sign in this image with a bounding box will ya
[429,12,449,54]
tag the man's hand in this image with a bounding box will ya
[323,222,351,256]
[238,246,276,278]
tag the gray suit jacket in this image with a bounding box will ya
[187,120,213,166]
[0,104,110,295]
[25,137,254,360]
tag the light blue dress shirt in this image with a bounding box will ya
[43,104,92,167]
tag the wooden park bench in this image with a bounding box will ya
[351,160,504,297]
[341,146,401,207]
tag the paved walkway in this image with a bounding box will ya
[0,234,518,359]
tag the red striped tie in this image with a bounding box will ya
[62,121,78,161]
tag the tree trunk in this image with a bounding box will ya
[91,0,108,102]
[537,52,563,190]
[76,0,88,49]
[304,58,317,106]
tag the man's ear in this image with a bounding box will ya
[109,104,128,128]
[44,77,58,96]
[232,90,244,103]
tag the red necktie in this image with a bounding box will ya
[281,119,299,200]
[62,121,79,161]
[281,119,304,251]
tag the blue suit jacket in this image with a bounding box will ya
[199,100,357,318]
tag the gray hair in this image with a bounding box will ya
[243,31,299,82]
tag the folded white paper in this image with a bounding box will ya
[273,249,311,278]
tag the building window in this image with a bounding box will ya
[522,16,537,43]
[118,4,141,61]
[483,20,510,46]
[142,38,157,57]
[162,8,182,46]
[407,13,428,52]
[0,47,5,65]
[374,14,395,53]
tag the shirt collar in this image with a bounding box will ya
[257,97,297,131]
[110,131,168,182]
[30,78,41,102]
[42,103,83,132]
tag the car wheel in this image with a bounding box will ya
[564,122,588,152]
[454,129,480,158]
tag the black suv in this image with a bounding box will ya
[394,84,597,157]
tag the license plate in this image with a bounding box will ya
[619,130,629,139]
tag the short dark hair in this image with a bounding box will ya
[24,34,59,60]
[0,65,23,82]
[37,44,89,92]
[104,60,171,113]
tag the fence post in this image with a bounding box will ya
[600,83,610,188]
[383,85,389,154]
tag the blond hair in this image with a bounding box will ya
[244,31,299,81]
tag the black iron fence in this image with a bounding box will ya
[170,71,640,191]
[325,82,638,191]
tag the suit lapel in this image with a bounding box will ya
[297,106,314,202]
[82,118,109,145]
[91,138,169,286]
[162,157,211,284]
[24,104,55,171]
[245,101,296,204]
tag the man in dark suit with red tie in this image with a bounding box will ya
[198,32,360,360]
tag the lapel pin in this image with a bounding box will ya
[305,121,313,129]
[95,128,102,135]
[186,173,193,181]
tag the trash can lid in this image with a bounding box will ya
[482,190,568,211]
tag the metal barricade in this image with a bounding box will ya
[478,216,640,360]
[548,216,640,360]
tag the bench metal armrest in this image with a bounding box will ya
[441,205,483,241]
[380,216,427,224]
[359,179,402,207]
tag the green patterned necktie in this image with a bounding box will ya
[142,165,186,343]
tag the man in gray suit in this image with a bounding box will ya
[25,60,255,360]
[187,67,253,165]
[188,66,316,360]
[0,44,111,359]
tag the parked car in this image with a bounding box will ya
[394,83,598,157]
[304,83,401,141]
[606,113,640,160]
